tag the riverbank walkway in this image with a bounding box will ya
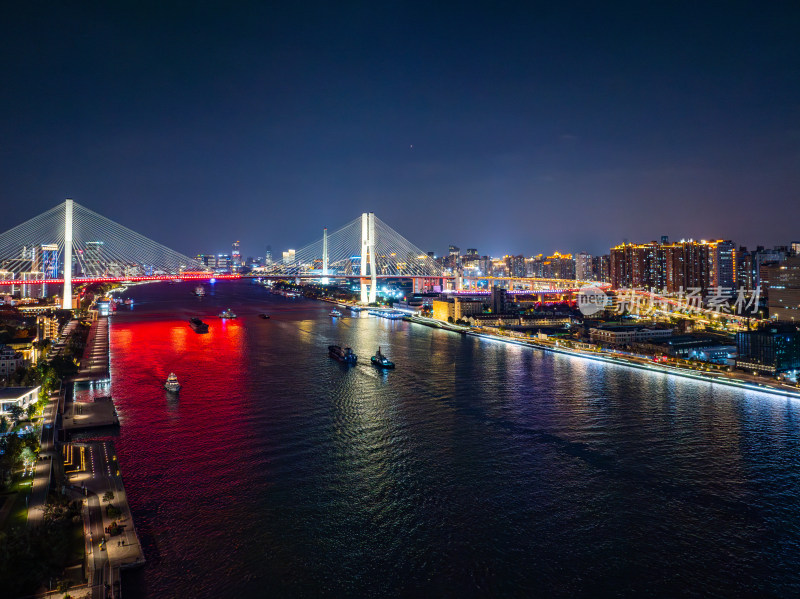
[73,317,110,383]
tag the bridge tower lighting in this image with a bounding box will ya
[360,212,377,304]
[322,227,329,284]
[62,199,73,309]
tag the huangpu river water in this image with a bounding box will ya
[80,281,800,598]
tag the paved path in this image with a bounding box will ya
[67,441,144,598]
[73,317,110,382]
[27,388,61,527]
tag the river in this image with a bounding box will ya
[78,280,800,597]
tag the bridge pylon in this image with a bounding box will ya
[321,227,329,284]
[62,199,73,309]
[360,212,377,304]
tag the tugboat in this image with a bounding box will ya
[330,308,342,317]
[189,317,209,333]
[194,286,206,297]
[164,372,181,392]
[258,313,270,319]
[219,308,237,319]
[328,345,357,365]
[371,347,395,369]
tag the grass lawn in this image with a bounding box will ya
[0,477,32,531]
[67,518,86,564]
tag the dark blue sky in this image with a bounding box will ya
[1,1,798,257]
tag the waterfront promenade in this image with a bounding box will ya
[401,313,800,400]
[24,314,143,598]
[65,440,145,598]
[74,316,110,383]
[465,329,800,399]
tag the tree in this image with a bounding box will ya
[103,491,115,503]
[20,446,36,468]
[7,405,24,424]
[0,416,7,433]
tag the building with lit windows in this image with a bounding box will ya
[543,252,575,280]
[490,286,508,314]
[736,324,800,374]
[196,254,217,269]
[709,240,736,293]
[526,255,544,278]
[592,255,610,282]
[590,326,673,345]
[431,298,484,321]
[611,238,737,294]
[505,255,526,278]
[231,240,241,269]
[216,254,232,271]
[0,346,25,378]
[766,256,800,322]
[0,386,40,416]
[37,314,61,340]
[40,243,59,278]
[84,241,104,276]
[575,252,593,281]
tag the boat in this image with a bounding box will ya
[194,286,206,296]
[328,345,357,365]
[124,298,134,306]
[371,347,395,369]
[164,372,181,392]
[189,317,209,333]
[219,308,237,319]
[258,313,270,319]
[330,309,342,317]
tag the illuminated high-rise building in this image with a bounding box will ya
[446,245,460,270]
[84,241,104,276]
[766,256,800,322]
[216,254,232,271]
[232,240,241,269]
[196,254,217,269]
[611,238,737,293]
[575,252,593,281]
[592,254,610,282]
[543,252,575,280]
[40,244,59,278]
[505,255,525,277]
[709,240,736,294]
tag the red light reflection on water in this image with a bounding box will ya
[105,316,251,527]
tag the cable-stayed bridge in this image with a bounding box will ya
[0,200,594,308]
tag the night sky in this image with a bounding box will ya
[1,2,798,258]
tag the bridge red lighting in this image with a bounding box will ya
[0,274,243,286]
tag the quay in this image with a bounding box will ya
[405,317,800,400]
[26,315,144,598]
[73,316,110,383]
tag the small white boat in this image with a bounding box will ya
[194,286,206,296]
[330,309,342,317]
[164,372,181,392]
[219,308,237,319]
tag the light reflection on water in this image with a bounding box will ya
[68,281,800,598]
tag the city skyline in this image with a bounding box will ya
[1,3,798,257]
